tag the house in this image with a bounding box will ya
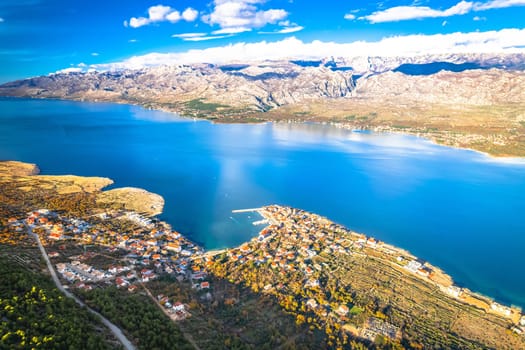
[306,299,318,309]
[191,272,207,280]
[180,249,192,256]
[74,282,86,289]
[48,232,62,240]
[173,302,185,312]
[490,302,512,316]
[200,281,210,289]
[417,267,431,277]
[446,286,462,298]
[336,305,349,317]
[405,260,422,273]
[166,242,181,252]
[141,269,154,279]
[366,237,378,248]
[240,243,251,254]
[115,277,128,288]
[128,285,138,292]
[306,279,319,288]
[144,273,157,282]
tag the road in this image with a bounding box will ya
[28,226,136,350]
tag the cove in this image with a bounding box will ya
[1,97,524,309]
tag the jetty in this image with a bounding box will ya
[232,207,263,213]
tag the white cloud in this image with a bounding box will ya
[128,17,150,28]
[126,5,198,28]
[474,0,525,10]
[442,20,448,26]
[148,5,172,21]
[212,26,252,34]
[182,8,199,22]
[259,26,304,34]
[204,0,288,33]
[172,33,207,39]
[361,0,525,23]
[172,32,230,41]
[344,13,356,20]
[87,28,525,72]
[0,17,4,23]
[166,11,181,23]
[128,39,138,43]
[54,67,83,74]
[276,26,303,33]
[183,35,231,41]
[91,52,99,56]
[362,1,473,23]
[473,15,486,20]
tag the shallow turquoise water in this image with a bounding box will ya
[1,97,524,308]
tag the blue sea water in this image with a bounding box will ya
[1,97,524,309]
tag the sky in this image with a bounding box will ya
[0,0,524,82]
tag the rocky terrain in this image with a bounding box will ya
[1,53,524,156]
[96,187,164,216]
[0,161,163,217]
[0,61,355,111]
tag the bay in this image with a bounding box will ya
[1,97,524,309]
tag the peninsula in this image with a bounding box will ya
[1,161,524,349]
[1,53,525,158]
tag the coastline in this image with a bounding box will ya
[2,160,525,347]
[2,159,522,320]
[2,95,524,160]
[253,206,523,323]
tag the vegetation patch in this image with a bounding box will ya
[0,257,114,349]
[185,98,229,113]
[78,286,193,350]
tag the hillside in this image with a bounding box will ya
[1,53,524,156]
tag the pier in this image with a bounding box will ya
[231,207,263,213]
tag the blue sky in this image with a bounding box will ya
[1,0,524,82]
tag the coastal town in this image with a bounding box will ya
[7,208,207,321]
[3,202,525,349]
[203,205,525,348]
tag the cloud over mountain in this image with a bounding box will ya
[88,28,525,71]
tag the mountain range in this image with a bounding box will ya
[1,52,524,156]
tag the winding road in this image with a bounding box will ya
[28,226,136,350]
